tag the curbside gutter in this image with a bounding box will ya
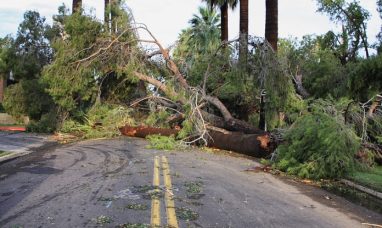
[0,151,30,163]
[340,179,382,200]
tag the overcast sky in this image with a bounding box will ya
[0,0,381,48]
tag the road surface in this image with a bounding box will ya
[0,137,381,227]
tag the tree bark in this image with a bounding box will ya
[265,0,278,52]
[207,128,270,157]
[221,2,229,42]
[293,73,310,99]
[239,0,248,63]
[259,93,266,130]
[72,0,82,14]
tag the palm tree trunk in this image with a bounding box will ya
[72,0,82,14]
[239,0,248,63]
[221,2,229,42]
[265,0,278,51]
[104,0,110,23]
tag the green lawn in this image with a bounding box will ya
[0,150,12,157]
[348,166,382,193]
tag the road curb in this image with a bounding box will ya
[340,179,382,200]
[0,141,58,164]
[0,151,30,163]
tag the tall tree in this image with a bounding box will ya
[316,0,370,61]
[377,0,382,54]
[72,0,82,14]
[204,0,238,43]
[239,0,249,63]
[265,0,278,51]
[11,11,52,80]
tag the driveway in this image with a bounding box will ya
[0,132,53,163]
[0,137,381,227]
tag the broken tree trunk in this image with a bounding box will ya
[119,124,270,158]
[207,126,271,158]
[293,73,309,99]
[119,125,179,138]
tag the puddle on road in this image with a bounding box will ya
[20,166,62,175]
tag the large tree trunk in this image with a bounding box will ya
[265,0,278,52]
[239,0,249,63]
[119,124,271,158]
[72,0,82,14]
[104,0,110,23]
[207,127,271,157]
[221,2,229,43]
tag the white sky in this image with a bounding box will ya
[0,0,381,49]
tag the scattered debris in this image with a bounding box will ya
[244,165,272,173]
[117,223,150,228]
[184,181,203,194]
[175,207,199,221]
[132,185,156,194]
[187,193,205,200]
[119,125,179,138]
[125,203,148,211]
[105,201,113,208]
[98,196,113,201]
[93,215,112,225]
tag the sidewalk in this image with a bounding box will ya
[0,132,53,163]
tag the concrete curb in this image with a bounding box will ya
[340,179,382,200]
[0,139,58,164]
[0,151,31,163]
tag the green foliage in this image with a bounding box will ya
[27,110,58,133]
[348,166,382,192]
[10,11,52,80]
[42,13,102,112]
[3,79,54,120]
[275,107,360,179]
[60,104,134,139]
[0,36,13,75]
[315,0,370,62]
[177,119,194,139]
[304,49,347,98]
[145,109,170,128]
[146,134,180,150]
[349,55,382,101]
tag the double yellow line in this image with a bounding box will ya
[151,156,179,228]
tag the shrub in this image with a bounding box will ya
[59,104,134,139]
[27,110,58,133]
[275,112,360,179]
[146,135,180,150]
[3,79,54,120]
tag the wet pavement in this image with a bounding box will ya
[0,132,53,163]
[0,137,381,227]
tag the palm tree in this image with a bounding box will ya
[239,0,248,63]
[72,0,82,14]
[204,0,238,43]
[265,0,278,51]
[186,6,221,53]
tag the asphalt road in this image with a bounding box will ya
[0,137,381,228]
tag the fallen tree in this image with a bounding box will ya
[73,25,267,146]
[119,124,271,157]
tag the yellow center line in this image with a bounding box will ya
[162,156,179,228]
[151,156,161,226]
